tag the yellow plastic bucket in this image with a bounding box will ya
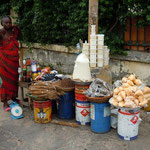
[143,100,150,111]
[33,100,52,123]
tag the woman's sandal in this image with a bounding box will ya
[4,107,10,111]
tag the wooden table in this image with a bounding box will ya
[19,81,32,108]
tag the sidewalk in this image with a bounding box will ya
[0,103,150,150]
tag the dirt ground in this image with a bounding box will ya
[0,102,150,150]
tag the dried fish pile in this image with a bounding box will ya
[28,81,65,100]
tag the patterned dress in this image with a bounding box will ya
[0,27,19,102]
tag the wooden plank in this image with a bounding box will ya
[51,119,79,128]
[131,18,137,50]
[124,18,130,49]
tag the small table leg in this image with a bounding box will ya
[20,87,24,105]
[28,96,32,109]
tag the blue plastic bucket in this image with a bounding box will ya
[52,100,57,114]
[76,100,90,125]
[91,102,111,133]
[58,91,75,119]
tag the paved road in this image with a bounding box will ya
[0,103,150,150]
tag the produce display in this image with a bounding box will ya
[110,74,150,108]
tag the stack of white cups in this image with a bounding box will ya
[82,25,110,68]
[90,25,97,67]
[97,34,104,67]
[82,41,90,57]
[103,46,110,66]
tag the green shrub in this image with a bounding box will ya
[0,0,149,55]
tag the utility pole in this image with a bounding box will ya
[88,0,98,42]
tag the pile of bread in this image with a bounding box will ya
[110,74,150,108]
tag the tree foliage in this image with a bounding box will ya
[0,0,150,54]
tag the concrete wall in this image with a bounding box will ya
[110,51,150,85]
[22,44,150,85]
[22,43,79,74]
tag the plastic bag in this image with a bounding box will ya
[84,78,112,97]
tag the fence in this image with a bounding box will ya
[124,17,150,51]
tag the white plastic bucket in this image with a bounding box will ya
[118,108,141,140]
[76,100,90,125]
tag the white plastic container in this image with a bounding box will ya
[104,49,110,59]
[97,60,103,67]
[98,40,104,45]
[90,63,96,68]
[73,53,91,82]
[90,45,97,50]
[97,34,104,40]
[97,54,103,59]
[90,39,97,45]
[90,35,97,40]
[104,46,108,50]
[104,58,109,66]
[98,49,103,54]
[90,59,96,64]
[31,61,37,72]
[90,54,96,60]
[90,49,97,54]
[98,45,104,49]
[118,108,141,141]
[76,101,90,125]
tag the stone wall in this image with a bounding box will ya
[22,43,79,74]
[22,44,150,85]
[110,51,150,85]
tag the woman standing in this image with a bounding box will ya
[0,16,21,111]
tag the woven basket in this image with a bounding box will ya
[27,93,48,101]
[63,87,75,92]
[85,94,113,103]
